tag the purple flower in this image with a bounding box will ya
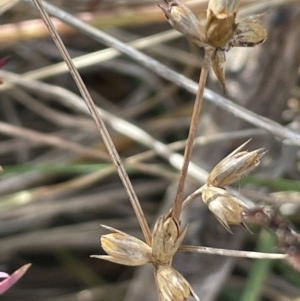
[0,264,31,294]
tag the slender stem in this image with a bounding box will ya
[172,49,213,220]
[181,186,204,211]
[178,244,287,259]
[31,0,152,245]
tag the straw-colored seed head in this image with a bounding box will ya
[91,225,151,266]
[202,185,249,233]
[156,265,200,301]
[207,140,266,187]
[205,10,237,47]
[158,0,206,48]
[207,0,240,16]
[205,0,239,47]
[152,216,188,264]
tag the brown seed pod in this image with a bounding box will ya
[201,185,249,233]
[158,0,267,95]
[207,140,266,187]
[158,0,206,48]
[91,225,151,266]
[152,215,188,264]
[205,0,239,47]
[156,265,200,301]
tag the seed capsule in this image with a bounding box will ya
[91,225,151,266]
[202,185,249,233]
[156,265,200,301]
[158,0,267,96]
[205,0,239,47]
[158,0,206,48]
[152,216,188,264]
[207,140,266,187]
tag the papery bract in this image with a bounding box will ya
[152,215,188,264]
[211,49,227,94]
[207,140,265,187]
[158,0,206,48]
[202,185,249,233]
[91,225,151,266]
[156,265,200,301]
[205,0,239,47]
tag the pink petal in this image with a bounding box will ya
[0,264,31,294]
[0,272,9,279]
[0,57,9,69]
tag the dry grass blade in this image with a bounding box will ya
[0,29,181,92]
[130,129,265,163]
[0,69,209,183]
[238,0,300,18]
[0,0,296,46]
[0,121,109,160]
[29,0,152,245]
[179,245,287,259]
[0,0,20,14]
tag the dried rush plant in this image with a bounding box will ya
[28,0,297,300]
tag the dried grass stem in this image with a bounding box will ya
[31,0,152,245]
[172,49,212,220]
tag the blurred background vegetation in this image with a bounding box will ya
[0,0,300,300]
